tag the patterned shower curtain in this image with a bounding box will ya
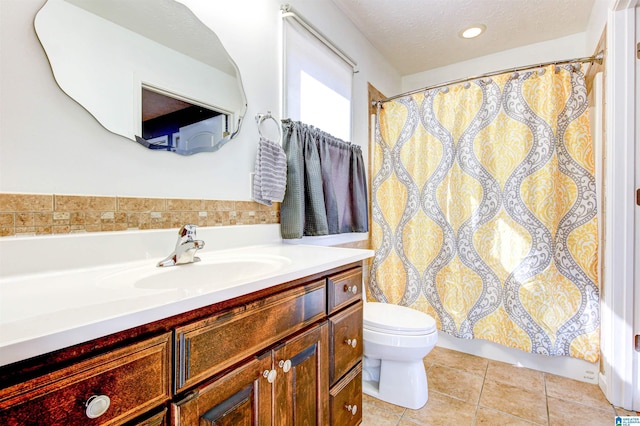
[371,64,599,362]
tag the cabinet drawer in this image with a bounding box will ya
[0,333,171,426]
[330,363,362,426]
[329,301,363,385]
[174,280,326,392]
[327,268,362,314]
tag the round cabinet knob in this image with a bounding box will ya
[278,359,292,373]
[345,338,358,348]
[85,395,110,419]
[263,369,277,383]
[345,404,358,416]
[343,284,358,294]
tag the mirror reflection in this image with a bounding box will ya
[35,0,247,155]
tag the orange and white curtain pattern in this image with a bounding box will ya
[371,64,599,362]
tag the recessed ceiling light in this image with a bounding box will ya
[460,24,486,39]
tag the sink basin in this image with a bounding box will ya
[98,253,292,291]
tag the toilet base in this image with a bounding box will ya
[362,358,428,410]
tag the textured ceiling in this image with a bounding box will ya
[331,0,596,75]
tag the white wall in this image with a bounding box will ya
[401,33,588,93]
[0,0,401,200]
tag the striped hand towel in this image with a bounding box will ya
[253,137,287,206]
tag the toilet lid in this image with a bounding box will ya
[364,302,437,335]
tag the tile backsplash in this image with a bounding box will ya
[0,193,279,237]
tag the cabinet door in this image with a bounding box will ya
[172,354,272,426]
[273,323,329,426]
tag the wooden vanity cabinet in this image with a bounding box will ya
[0,261,366,426]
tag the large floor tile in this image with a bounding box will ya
[362,402,403,426]
[475,407,543,425]
[425,346,488,376]
[547,396,615,426]
[479,379,548,424]
[427,364,484,404]
[485,359,545,394]
[363,393,406,416]
[615,407,639,417]
[545,373,612,411]
[400,391,475,426]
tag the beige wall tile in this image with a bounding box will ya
[1,193,280,236]
[166,198,203,211]
[53,225,70,234]
[15,213,34,227]
[117,197,165,212]
[0,213,14,226]
[35,212,52,226]
[235,201,258,211]
[204,200,234,211]
[0,193,53,212]
[55,195,116,211]
[35,226,52,235]
[0,227,15,236]
[69,212,85,225]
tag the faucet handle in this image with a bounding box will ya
[177,224,198,244]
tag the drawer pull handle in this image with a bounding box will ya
[345,338,358,348]
[278,359,292,373]
[343,284,358,294]
[85,395,111,419]
[345,404,358,416]
[263,369,277,383]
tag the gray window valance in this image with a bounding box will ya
[280,119,368,239]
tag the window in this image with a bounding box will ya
[283,12,355,141]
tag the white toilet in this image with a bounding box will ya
[362,302,438,409]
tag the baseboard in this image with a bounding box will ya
[437,332,599,384]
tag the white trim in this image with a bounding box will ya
[438,334,599,384]
[602,3,637,410]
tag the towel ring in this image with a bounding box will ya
[255,111,282,143]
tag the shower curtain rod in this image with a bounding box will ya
[374,51,604,106]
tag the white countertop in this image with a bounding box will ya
[0,225,373,367]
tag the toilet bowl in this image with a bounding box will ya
[362,302,438,409]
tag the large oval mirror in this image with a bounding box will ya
[34,0,247,155]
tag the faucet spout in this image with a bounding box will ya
[157,224,205,267]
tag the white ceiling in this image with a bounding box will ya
[331,0,596,76]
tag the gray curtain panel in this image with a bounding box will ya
[280,119,368,239]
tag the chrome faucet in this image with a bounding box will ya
[157,224,205,267]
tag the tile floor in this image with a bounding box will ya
[362,346,639,425]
